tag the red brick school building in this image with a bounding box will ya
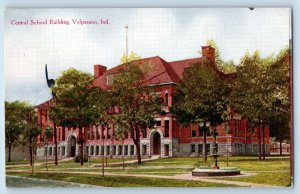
[36,46,270,159]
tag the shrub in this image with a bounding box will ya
[74,155,89,163]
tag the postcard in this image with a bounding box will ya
[4,8,292,188]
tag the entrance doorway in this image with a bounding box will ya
[153,132,161,155]
[70,136,76,157]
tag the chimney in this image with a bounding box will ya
[94,64,107,78]
[201,46,215,63]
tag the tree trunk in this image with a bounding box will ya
[80,127,84,166]
[54,123,58,165]
[8,143,11,162]
[32,147,35,173]
[29,139,33,166]
[122,139,125,171]
[133,126,142,164]
[262,123,265,160]
[46,145,48,171]
[280,140,283,156]
[136,141,142,164]
[102,133,105,177]
[258,121,262,161]
[204,129,207,162]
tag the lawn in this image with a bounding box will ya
[6,156,291,187]
[6,172,238,187]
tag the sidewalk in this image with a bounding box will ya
[92,155,160,167]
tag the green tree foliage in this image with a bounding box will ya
[172,59,230,162]
[49,68,110,165]
[268,47,291,155]
[5,101,28,162]
[120,51,141,64]
[230,48,290,160]
[5,101,41,165]
[206,39,237,74]
[43,127,53,171]
[22,104,41,167]
[110,62,164,164]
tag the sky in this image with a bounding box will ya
[4,8,291,105]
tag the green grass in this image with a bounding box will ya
[6,172,239,187]
[215,172,291,187]
[6,160,55,165]
[6,156,291,187]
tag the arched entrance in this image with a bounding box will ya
[70,136,76,157]
[153,132,161,155]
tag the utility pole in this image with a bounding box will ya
[124,24,128,63]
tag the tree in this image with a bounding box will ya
[230,48,290,160]
[22,104,41,172]
[206,39,237,74]
[172,59,230,162]
[269,113,290,155]
[267,47,291,155]
[49,68,108,166]
[5,101,28,162]
[110,62,164,164]
[114,116,130,170]
[43,127,53,171]
[120,51,141,64]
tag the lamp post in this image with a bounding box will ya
[199,121,210,162]
[211,127,219,169]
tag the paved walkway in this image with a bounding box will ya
[6,169,281,188]
[92,155,160,167]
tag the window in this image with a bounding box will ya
[107,74,114,86]
[191,123,198,137]
[155,120,161,127]
[49,147,52,155]
[62,146,65,156]
[100,146,104,155]
[130,145,134,155]
[91,146,94,155]
[142,145,147,155]
[86,146,89,155]
[124,145,128,155]
[205,144,210,154]
[192,130,197,137]
[191,144,196,153]
[198,144,203,154]
[164,144,169,156]
[106,146,110,155]
[165,92,169,106]
[96,126,100,140]
[44,147,47,156]
[165,120,169,137]
[62,127,66,141]
[87,129,91,140]
[118,145,122,155]
[102,126,106,139]
[91,128,95,140]
[107,125,111,139]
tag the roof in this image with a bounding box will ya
[93,55,234,89]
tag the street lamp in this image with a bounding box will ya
[198,121,210,162]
